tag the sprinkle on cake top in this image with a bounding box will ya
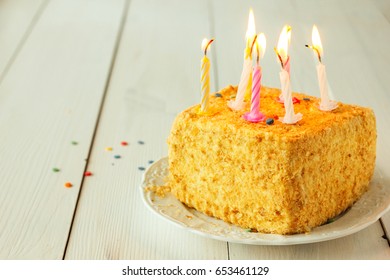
[182,85,371,141]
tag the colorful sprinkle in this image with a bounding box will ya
[120,141,128,146]
[84,171,92,176]
[273,115,279,120]
[326,217,336,224]
[64,182,73,188]
[148,160,154,164]
[266,118,274,125]
[52,168,60,172]
[215,93,222,97]
[138,167,146,171]
[138,141,145,145]
[71,141,78,145]
[292,97,301,104]
[303,97,311,101]
[114,155,121,159]
[105,147,113,151]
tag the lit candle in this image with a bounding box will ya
[275,25,291,102]
[200,38,214,113]
[275,25,302,124]
[228,9,256,111]
[243,33,266,123]
[306,25,338,111]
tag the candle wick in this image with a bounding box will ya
[250,34,258,57]
[274,47,284,68]
[204,39,214,56]
[305,44,322,63]
[256,43,260,65]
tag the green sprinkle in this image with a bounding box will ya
[71,141,78,145]
[114,155,121,159]
[303,97,310,101]
[326,217,336,224]
[52,168,60,172]
[215,93,222,97]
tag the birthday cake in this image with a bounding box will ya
[167,85,376,234]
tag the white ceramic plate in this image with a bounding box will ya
[140,157,390,245]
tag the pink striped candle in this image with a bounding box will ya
[243,65,265,122]
[243,33,266,123]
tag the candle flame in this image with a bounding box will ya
[252,33,266,64]
[276,25,291,63]
[258,33,266,59]
[305,25,323,62]
[245,9,256,46]
[201,38,214,56]
[312,25,323,59]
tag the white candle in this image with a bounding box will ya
[276,25,302,124]
[228,9,256,111]
[317,63,337,111]
[276,25,291,102]
[308,25,337,111]
[228,52,252,111]
[280,69,302,124]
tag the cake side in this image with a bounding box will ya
[285,108,376,231]
[168,109,294,233]
[168,85,376,234]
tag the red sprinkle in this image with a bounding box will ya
[273,115,279,120]
[84,171,92,176]
[121,141,128,146]
[292,97,301,104]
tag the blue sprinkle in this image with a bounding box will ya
[148,160,154,164]
[138,167,146,171]
[215,93,222,97]
[303,97,310,101]
[138,141,145,145]
[266,118,274,125]
[114,155,121,159]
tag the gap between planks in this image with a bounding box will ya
[379,219,390,247]
[0,0,50,85]
[62,0,131,260]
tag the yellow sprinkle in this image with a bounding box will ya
[105,147,113,151]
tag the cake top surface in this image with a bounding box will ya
[179,85,374,141]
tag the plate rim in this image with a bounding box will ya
[140,156,390,245]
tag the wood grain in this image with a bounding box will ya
[0,0,389,260]
[0,0,125,259]
[64,0,228,260]
[0,0,47,80]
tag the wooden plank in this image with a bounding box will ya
[374,0,390,24]
[0,0,47,79]
[64,0,228,259]
[0,0,125,259]
[211,0,390,258]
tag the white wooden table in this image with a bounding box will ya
[0,0,389,260]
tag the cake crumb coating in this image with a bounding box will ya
[168,86,376,234]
